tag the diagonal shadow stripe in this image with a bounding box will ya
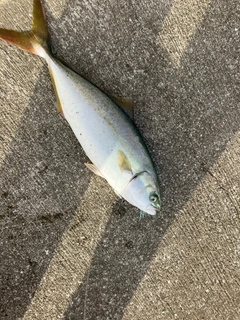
[22,174,115,320]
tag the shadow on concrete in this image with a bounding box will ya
[63,0,240,318]
[0,68,91,318]
[0,0,239,319]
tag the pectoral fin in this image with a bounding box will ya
[117,150,132,174]
[85,163,105,178]
[110,95,134,120]
[114,190,123,199]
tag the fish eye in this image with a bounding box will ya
[149,193,158,203]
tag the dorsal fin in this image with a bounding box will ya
[109,95,134,120]
[49,68,64,116]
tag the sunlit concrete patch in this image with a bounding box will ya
[157,0,212,67]
[45,0,71,19]
[0,0,45,162]
[122,131,240,319]
[23,176,114,320]
[0,0,32,29]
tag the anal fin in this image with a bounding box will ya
[114,189,123,199]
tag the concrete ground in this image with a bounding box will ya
[0,0,239,319]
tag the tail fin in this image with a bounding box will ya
[0,0,49,58]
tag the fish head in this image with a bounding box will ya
[125,171,161,215]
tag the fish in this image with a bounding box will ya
[0,0,161,216]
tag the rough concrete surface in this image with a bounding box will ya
[0,0,239,319]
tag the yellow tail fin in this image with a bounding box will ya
[0,0,49,57]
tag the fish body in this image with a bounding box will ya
[0,0,161,215]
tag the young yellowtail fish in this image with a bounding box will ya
[0,0,161,216]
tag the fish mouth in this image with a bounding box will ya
[146,204,159,215]
[148,202,161,210]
